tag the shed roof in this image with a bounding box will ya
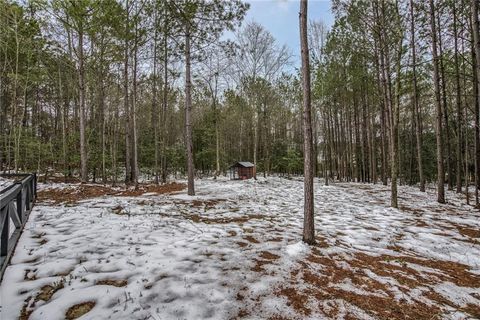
[231,161,255,168]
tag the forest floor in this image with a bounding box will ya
[0,177,479,320]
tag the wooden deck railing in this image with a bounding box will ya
[0,173,37,281]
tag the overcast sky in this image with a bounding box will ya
[244,0,334,68]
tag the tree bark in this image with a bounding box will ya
[78,22,87,182]
[409,0,425,192]
[429,0,445,203]
[437,13,452,191]
[131,9,139,187]
[300,0,315,245]
[213,75,220,177]
[124,0,131,184]
[472,0,480,206]
[453,1,462,193]
[152,9,159,184]
[161,7,169,184]
[378,0,398,207]
[185,25,195,196]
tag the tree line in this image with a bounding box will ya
[1,0,480,208]
[316,0,480,207]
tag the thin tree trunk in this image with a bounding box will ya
[429,0,445,203]
[300,0,315,245]
[472,0,480,206]
[409,0,425,192]
[58,63,67,182]
[185,25,195,196]
[253,104,258,176]
[161,9,169,184]
[213,75,220,177]
[153,9,159,184]
[461,25,470,204]
[78,24,87,182]
[378,0,398,207]
[437,13,453,191]
[131,11,139,187]
[454,1,462,193]
[124,0,131,184]
[112,83,121,186]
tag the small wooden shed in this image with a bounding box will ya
[229,161,255,180]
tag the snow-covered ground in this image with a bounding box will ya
[1,177,479,319]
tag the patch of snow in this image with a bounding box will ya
[286,241,311,257]
[434,282,480,307]
[1,177,479,319]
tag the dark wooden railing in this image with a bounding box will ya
[0,173,37,281]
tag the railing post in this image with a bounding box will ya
[0,173,38,281]
[33,172,37,199]
[1,206,9,257]
[16,183,24,224]
[25,183,31,211]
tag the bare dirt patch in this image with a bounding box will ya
[36,282,64,302]
[275,247,480,319]
[455,225,480,239]
[19,281,64,320]
[37,185,114,204]
[119,183,185,196]
[65,301,96,320]
[276,287,312,316]
[189,199,225,209]
[259,251,280,260]
[186,213,266,224]
[236,241,248,248]
[244,235,260,244]
[42,176,81,184]
[95,279,127,287]
[251,251,281,273]
[37,182,186,205]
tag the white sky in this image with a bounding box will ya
[245,0,334,68]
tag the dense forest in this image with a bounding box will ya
[2,2,480,318]
[1,0,480,208]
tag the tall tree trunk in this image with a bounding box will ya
[472,0,480,206]
[185,25,195,196]
[323,111,330,186]
[461,27,470,203]
[153,10,159,185]
[409,0,425,192]
[58,63,67,182]
[213,75,220,177]
[378,0,398,207]
[124,0,131,184]
[429,0,445,203]
[454,1,462,193]
[97,38,107,185]
[101,83,106,184]
[368,95,377,184]
[253,104,259,176]
[373,3,389,187]
[391,39,401,208]
[161,8,169,184]
[437,13,453,191]
[131,12,139,187]
[78,24,87,182]
[112,83,121,186]
[300,0,315,245]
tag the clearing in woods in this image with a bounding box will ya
[1,177,479,319]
